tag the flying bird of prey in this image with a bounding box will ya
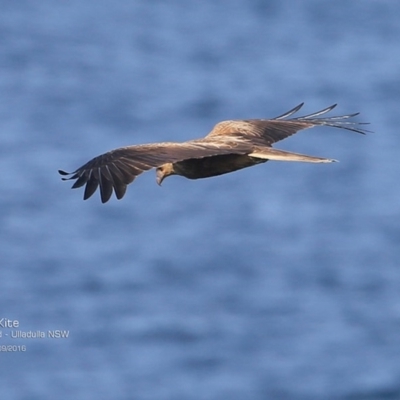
[59,103,368,203]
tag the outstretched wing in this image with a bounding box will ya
[207,103,370,146]
[59,141,250,203]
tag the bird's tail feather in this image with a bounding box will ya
[249,148,337,163]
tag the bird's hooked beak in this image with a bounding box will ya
[156,168,165,186]
[156,163,175,186]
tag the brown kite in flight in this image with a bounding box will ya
[59,103,368,203]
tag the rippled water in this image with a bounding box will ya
[1,1,400,399]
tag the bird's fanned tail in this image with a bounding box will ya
[249,148,337,163]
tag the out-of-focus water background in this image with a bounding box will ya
[1,1,399,399]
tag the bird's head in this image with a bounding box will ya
[156,163,175,186]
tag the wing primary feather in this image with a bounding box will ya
[309,121,370,135]
[274,103,304,120]
[71,171,90,189]
[313,113,360,120]
[113,183,127,200]
[83,172,99,200]
[98,167,113,203]
[59,170,80,181]
[295,104,337,119]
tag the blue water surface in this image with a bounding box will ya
[1,1,400,399]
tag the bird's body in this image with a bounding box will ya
[59,103,369,203]
[170,154,267,179]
